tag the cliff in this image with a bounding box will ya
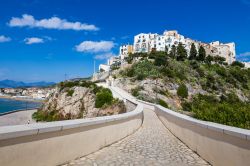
[33,81,126,121]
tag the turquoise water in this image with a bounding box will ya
[0,98,42,114]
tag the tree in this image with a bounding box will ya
[154,54,167,66]
[176,42,187,61]
[189,43,197,60]
[231,61,245,68]
[169,45,176,58]
[214,55,226,64]
[205,55,214,65]
[165,46,168,53]
[197,45,206,61]
[177,84,188,98]
[95,88,113,108]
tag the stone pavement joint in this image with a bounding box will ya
[64,109,210,166]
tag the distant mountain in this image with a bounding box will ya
[0,79,55,88]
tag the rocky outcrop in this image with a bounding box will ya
[41,86,99,119]
[38,84,127,121]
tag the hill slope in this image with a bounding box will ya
[112,52,250,129]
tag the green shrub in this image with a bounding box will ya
[95,88,113,108]
[231,61,245,68]
[67,89,74,97]
[131,86,143,97]
[181,101,192,112]
[186,94,250,129]
[177,84,188,98]
[158,99,169,108]
[132,59,158,80]
[190,60,200,69]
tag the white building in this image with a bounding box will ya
[98,29,237,73]
[134,33,158,53]
[99,64,110,72]
[243,62,250,68]
[133,30,236,64]
[108,56,120,66]
[209,41,236,64]
[119,44,134,60]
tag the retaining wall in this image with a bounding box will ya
[155,105,250,166]
[0,98,143,166]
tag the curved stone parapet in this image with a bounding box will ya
[155,105,250,166]
[0,96,143,166]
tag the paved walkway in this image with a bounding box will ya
[65,109,210,166]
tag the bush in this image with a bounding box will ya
[231,61,245,68]
[177,84,188,98]
[189,94,250,129]
[181,101,192,112]
[95,88,113,108]
[67,89,74,97]
[131,86,143,97]
[190,60,200,69]
[158,99,169,108]
[132,59,158,80]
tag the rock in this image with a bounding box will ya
[41,86,99,119]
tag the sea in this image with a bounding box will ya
[0,98,42,114]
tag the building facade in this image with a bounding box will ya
[120,44,134,60]
[133,30,236,64]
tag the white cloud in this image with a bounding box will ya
[238,52,250,56]
[0,35,11,42]
[24,37,44,44]
[95,52,116,60]
[237,52,250,62]
[75,41,115,53]
[9,14,99,31]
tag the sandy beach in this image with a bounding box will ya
[0,109,37,126]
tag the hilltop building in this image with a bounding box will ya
[98,30,236,72]
[133,30,236,64]
[120,44,134,60]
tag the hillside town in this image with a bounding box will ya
[0,87,54,100]
[99,30,239,72]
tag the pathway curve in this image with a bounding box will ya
[65,109,210,166]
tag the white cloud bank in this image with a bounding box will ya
[75,41,115,53]
[0,35,11,42]
[9,14,99,31]
[24,37,44,44]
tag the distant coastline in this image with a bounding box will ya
[0,95,44,103]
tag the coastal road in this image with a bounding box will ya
[64,108,210,166]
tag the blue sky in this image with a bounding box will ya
[0,0,250,82]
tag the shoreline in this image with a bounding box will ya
[0,107,40,116]
[0,109,37,126]
[0,95,45,103]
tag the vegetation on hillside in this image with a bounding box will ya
[33,80,124,121]
[118,45,250,129]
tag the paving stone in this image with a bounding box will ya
[64,109,210,166]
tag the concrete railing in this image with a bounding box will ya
[0,90,143,166]
[155,105,250,166]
